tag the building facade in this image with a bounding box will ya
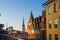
[27,11,34,35]
[43,0,60,40]
[40,10,46,40]
[27,11,46,40]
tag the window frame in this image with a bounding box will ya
[48,20,52,29]
[59,0,60,7]
[55,34,58,40]
[49,34,52,40]
[48,6,51,14]
[54,19,58,28]
[54,3,58,12]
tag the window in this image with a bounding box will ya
[54,3,58,12]
[48,20,51,28]
[59,0,60,7]
[48,6,51,14]
[55,34,58,40]
[54,19,58,28]
[49,34,52,40]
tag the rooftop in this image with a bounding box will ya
[43,0,54,5]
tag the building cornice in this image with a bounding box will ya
[43,0,54,5]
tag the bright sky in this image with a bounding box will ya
[0,0,47,31]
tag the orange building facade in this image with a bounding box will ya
[27,11,46,40]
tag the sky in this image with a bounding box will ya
[0,0,47,31]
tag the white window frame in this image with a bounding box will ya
[54,19,58,24]
[54,19,58,28]
[48,6,51,14]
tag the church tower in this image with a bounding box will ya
[29,11,34,23]
[27,11,34,34]
[22,18,25,32]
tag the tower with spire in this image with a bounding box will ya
[27,11,34,34]
[22,18,25,32]
[29,11,34,23]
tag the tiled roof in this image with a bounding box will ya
[43,0,54,5]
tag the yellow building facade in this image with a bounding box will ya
[44,0,60,40]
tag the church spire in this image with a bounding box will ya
[23,18,24,26]
[29,11,34,23]
[22,18,25,32]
